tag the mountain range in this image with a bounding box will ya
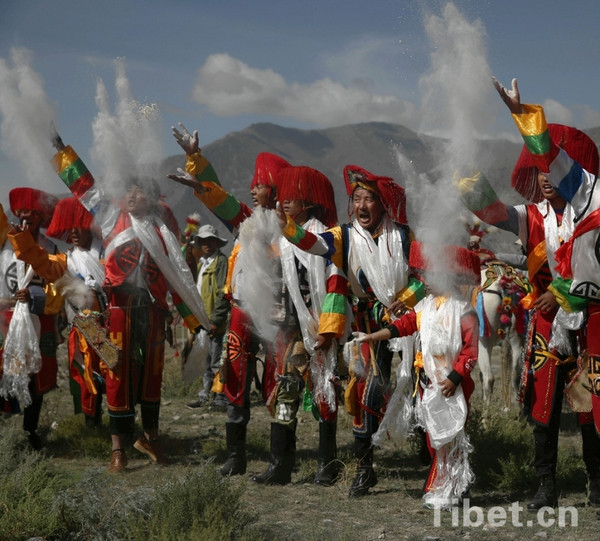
[157,121,600,253]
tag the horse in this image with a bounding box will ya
[474,259,529,412]
[464,221,529,413]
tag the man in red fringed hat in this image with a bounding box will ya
[457,77,600,511]
[278,164,426,497]
[1,187,61,450]
[49,131,209,473]
[247,165,348,486]
[356,241,480,509]
[9,196,107,427]
[169,123,291,479]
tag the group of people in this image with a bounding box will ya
[1,75,600,511]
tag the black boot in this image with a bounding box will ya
[348,437,377,498]
[252,423,294,485]
[527,475,557,511]
[220,423,247,476]
[314,421,340,486]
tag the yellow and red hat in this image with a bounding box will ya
[344,165,407,225]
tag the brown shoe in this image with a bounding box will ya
[134,436,171,465]
[108,448,127,473]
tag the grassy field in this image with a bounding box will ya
[0,339,598,540]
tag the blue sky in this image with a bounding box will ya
[1,0,599,204]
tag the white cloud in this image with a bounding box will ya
[542,98,572,126]
[191,53,418,128]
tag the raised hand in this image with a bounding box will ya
[166,168,208,193]
[491,76,522,115]
[171,123,199,155]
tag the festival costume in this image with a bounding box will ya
[282,165,425,496]
[459,117,600,507]
[51,144,208,466]
[184,150,290,477]
[0,190,61,448]
[9,196,107,425]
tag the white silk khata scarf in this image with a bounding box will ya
[129,214,210,329]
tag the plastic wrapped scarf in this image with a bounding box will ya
[279,217,337,411]
[130,214,210,329]
[181,328,209,384]
[415,295,468,449]
[236,208,283,344]
[372,356,415,447]
[0,263,40,406]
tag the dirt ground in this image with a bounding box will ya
[14,339,600,541]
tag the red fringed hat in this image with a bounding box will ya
[9,187,59,228]
[344,165,407,225]
[409,241,480,285]
[45,197,94,242]
[512,124,600,202]
[277,166,338,228]
[250,152,291,190]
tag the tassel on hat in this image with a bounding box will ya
[9,187,58,228]
[277,165,338,227]
[250,152,291,190]
[45,197,94,242]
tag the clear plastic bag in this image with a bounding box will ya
[0,301,41,406]
[181,328,209,384]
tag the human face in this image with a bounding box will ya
[250,184,274,209]
[16,208,43,235]
[282,199,309,225]
[537,171,565,207]
[126,184,151,217]
[70,227,92,249]
[352,187,384,233]
[197,237,219,258]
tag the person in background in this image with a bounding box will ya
[186,224,229,411]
